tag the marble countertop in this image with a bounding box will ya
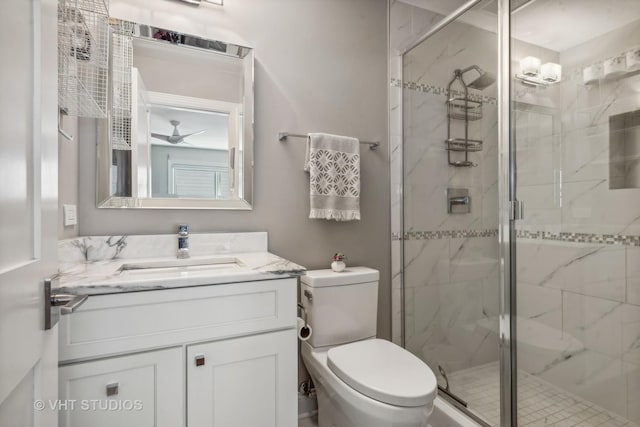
[54,251,306,296]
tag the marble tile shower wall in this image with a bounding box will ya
[515,68,640,233]
[516,239,640,422]
[402,83,500,373]
[403,235,500,374]
[513,19,640,422]
[390,2,501,375]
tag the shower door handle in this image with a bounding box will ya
[509,200,524,221]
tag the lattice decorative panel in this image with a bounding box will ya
[110,32,133,150]
[58,0,109,118]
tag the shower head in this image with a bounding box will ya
[457,65,496,90]
[467,71,496,90]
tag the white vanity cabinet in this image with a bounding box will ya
[57,277,297,427]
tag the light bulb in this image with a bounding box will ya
[541,62,561,82]
[520,56,541,77]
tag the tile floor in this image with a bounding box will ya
[448,362,639,427]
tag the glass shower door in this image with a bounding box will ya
[400,1,500,424]
[510,1,640,425]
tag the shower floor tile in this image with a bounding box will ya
[447,362,638,427]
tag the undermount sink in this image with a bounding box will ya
[119,257,243,273]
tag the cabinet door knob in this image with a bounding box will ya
[195,354,205,367]
[106,382,119,396]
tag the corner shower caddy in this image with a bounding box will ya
[445,69,483,167]
[58,0,110,118]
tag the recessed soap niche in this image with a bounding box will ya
[610,109,640,189]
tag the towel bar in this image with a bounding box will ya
[278,132,379,150]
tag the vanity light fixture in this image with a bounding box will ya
[516,55,561,87]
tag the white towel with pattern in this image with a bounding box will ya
[304,133,360,221]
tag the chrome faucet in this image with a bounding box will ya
[177,224,190,259]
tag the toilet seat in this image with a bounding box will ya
[327,338,437,407]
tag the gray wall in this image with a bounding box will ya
[58,116,79,239]
[71,0,391,342]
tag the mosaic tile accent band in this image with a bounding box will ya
[393,228,640,247]
[390,78,498,105]
[516,229,640,246]
[400,229,499,240]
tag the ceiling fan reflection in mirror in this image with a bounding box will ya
[151,120,206,145]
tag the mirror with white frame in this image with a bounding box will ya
[97,19,254,209]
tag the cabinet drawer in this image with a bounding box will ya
[60,278,296,362]
[59,347,184,427]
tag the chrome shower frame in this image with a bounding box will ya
[498,0,517,425]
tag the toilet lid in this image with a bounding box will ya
[327,339,437,407]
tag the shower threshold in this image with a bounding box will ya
[438,385,492,427]
[446,362,638,427]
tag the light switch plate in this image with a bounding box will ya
[63,204,77,226]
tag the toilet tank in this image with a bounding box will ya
[300,267,379,348]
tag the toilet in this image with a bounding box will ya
[300,267,437,427]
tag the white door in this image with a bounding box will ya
[187,330,297,427]
[0,0,59,425]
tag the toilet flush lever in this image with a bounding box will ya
[303,289,313,302]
